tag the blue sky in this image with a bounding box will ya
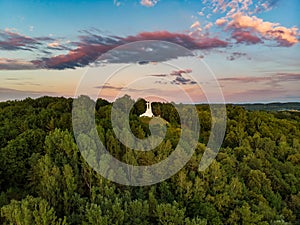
[0,0,299,102]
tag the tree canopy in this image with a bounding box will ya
[0,96,299,224]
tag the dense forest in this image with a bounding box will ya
[237,103,300,112]
[0,96,299,224]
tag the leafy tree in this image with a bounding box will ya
[1,196,67,225]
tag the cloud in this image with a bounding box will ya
[226,52,251,61]
[198,11,205,16]
[32,31,228,70]
[215,18,227,26]
[150,69,193,78]
[191,21,201,29]
[231,30,262,44]
[94,84,160,95]
[0,28,229,70]
[137,60,150,65]
[275,72,300,82]
[0,58,38,70]
[47,40,71,51]
[171,76,197,85]
[122,31,228,49]
[204,22,213,30]
[206,0,300,47]
[47,41,60,48]
[170,69,192,76]
[149,74,168,77]
[258,0,280,12]
[114,0,121,7]
[94,85,123,91]
[219,76,270,83]
[208,0,276,16]
[150,68,196,85]
[140,0,159,7]
[0,29,54,51]
[0,29,40,51]
[227,12,299,46]
[219,72,300,87]
[32,44,114,69]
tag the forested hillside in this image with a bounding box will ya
[0,96,299,224]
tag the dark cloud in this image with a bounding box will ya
[47,44,72,51]
[32,44,115,69]
[94,85,123,90]
[1,29,228,70]
[171,76,197,85]
[94,84,160,94]
[32,31,228,70]
[99,41,193,65]
[226,52,251,61]
[0,29,53,51]
[138,61,150,65]
[78,30,120,46]
[149,74,168,77]
[121,31,228,50]
[231,31,262,44]
[35,37,55,42]
[154,80,169,85]
[150,68,196,85]
[0,30,39,51]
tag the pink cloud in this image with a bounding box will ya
[32,31,228,69]
[227,12,299,46]
[47,41,60,48]
[170,69,192,76]
[122,31,228,50]
[231,30,262,44]
[219,73,300,87]
[0,29,40,51]
[190,21,201,29]
[33,44,115,69]
[215,18,227,26]
[204,22,213,30]
[206,0,299,47]
[140,0,159,7]
[0,29,228,70]
[0,29,56,52]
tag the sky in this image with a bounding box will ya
[0,0,299,103]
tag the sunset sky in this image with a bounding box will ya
[0,0,299,103]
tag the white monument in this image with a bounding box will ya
[139,102,154,117]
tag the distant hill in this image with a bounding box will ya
[236,102,300,111]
